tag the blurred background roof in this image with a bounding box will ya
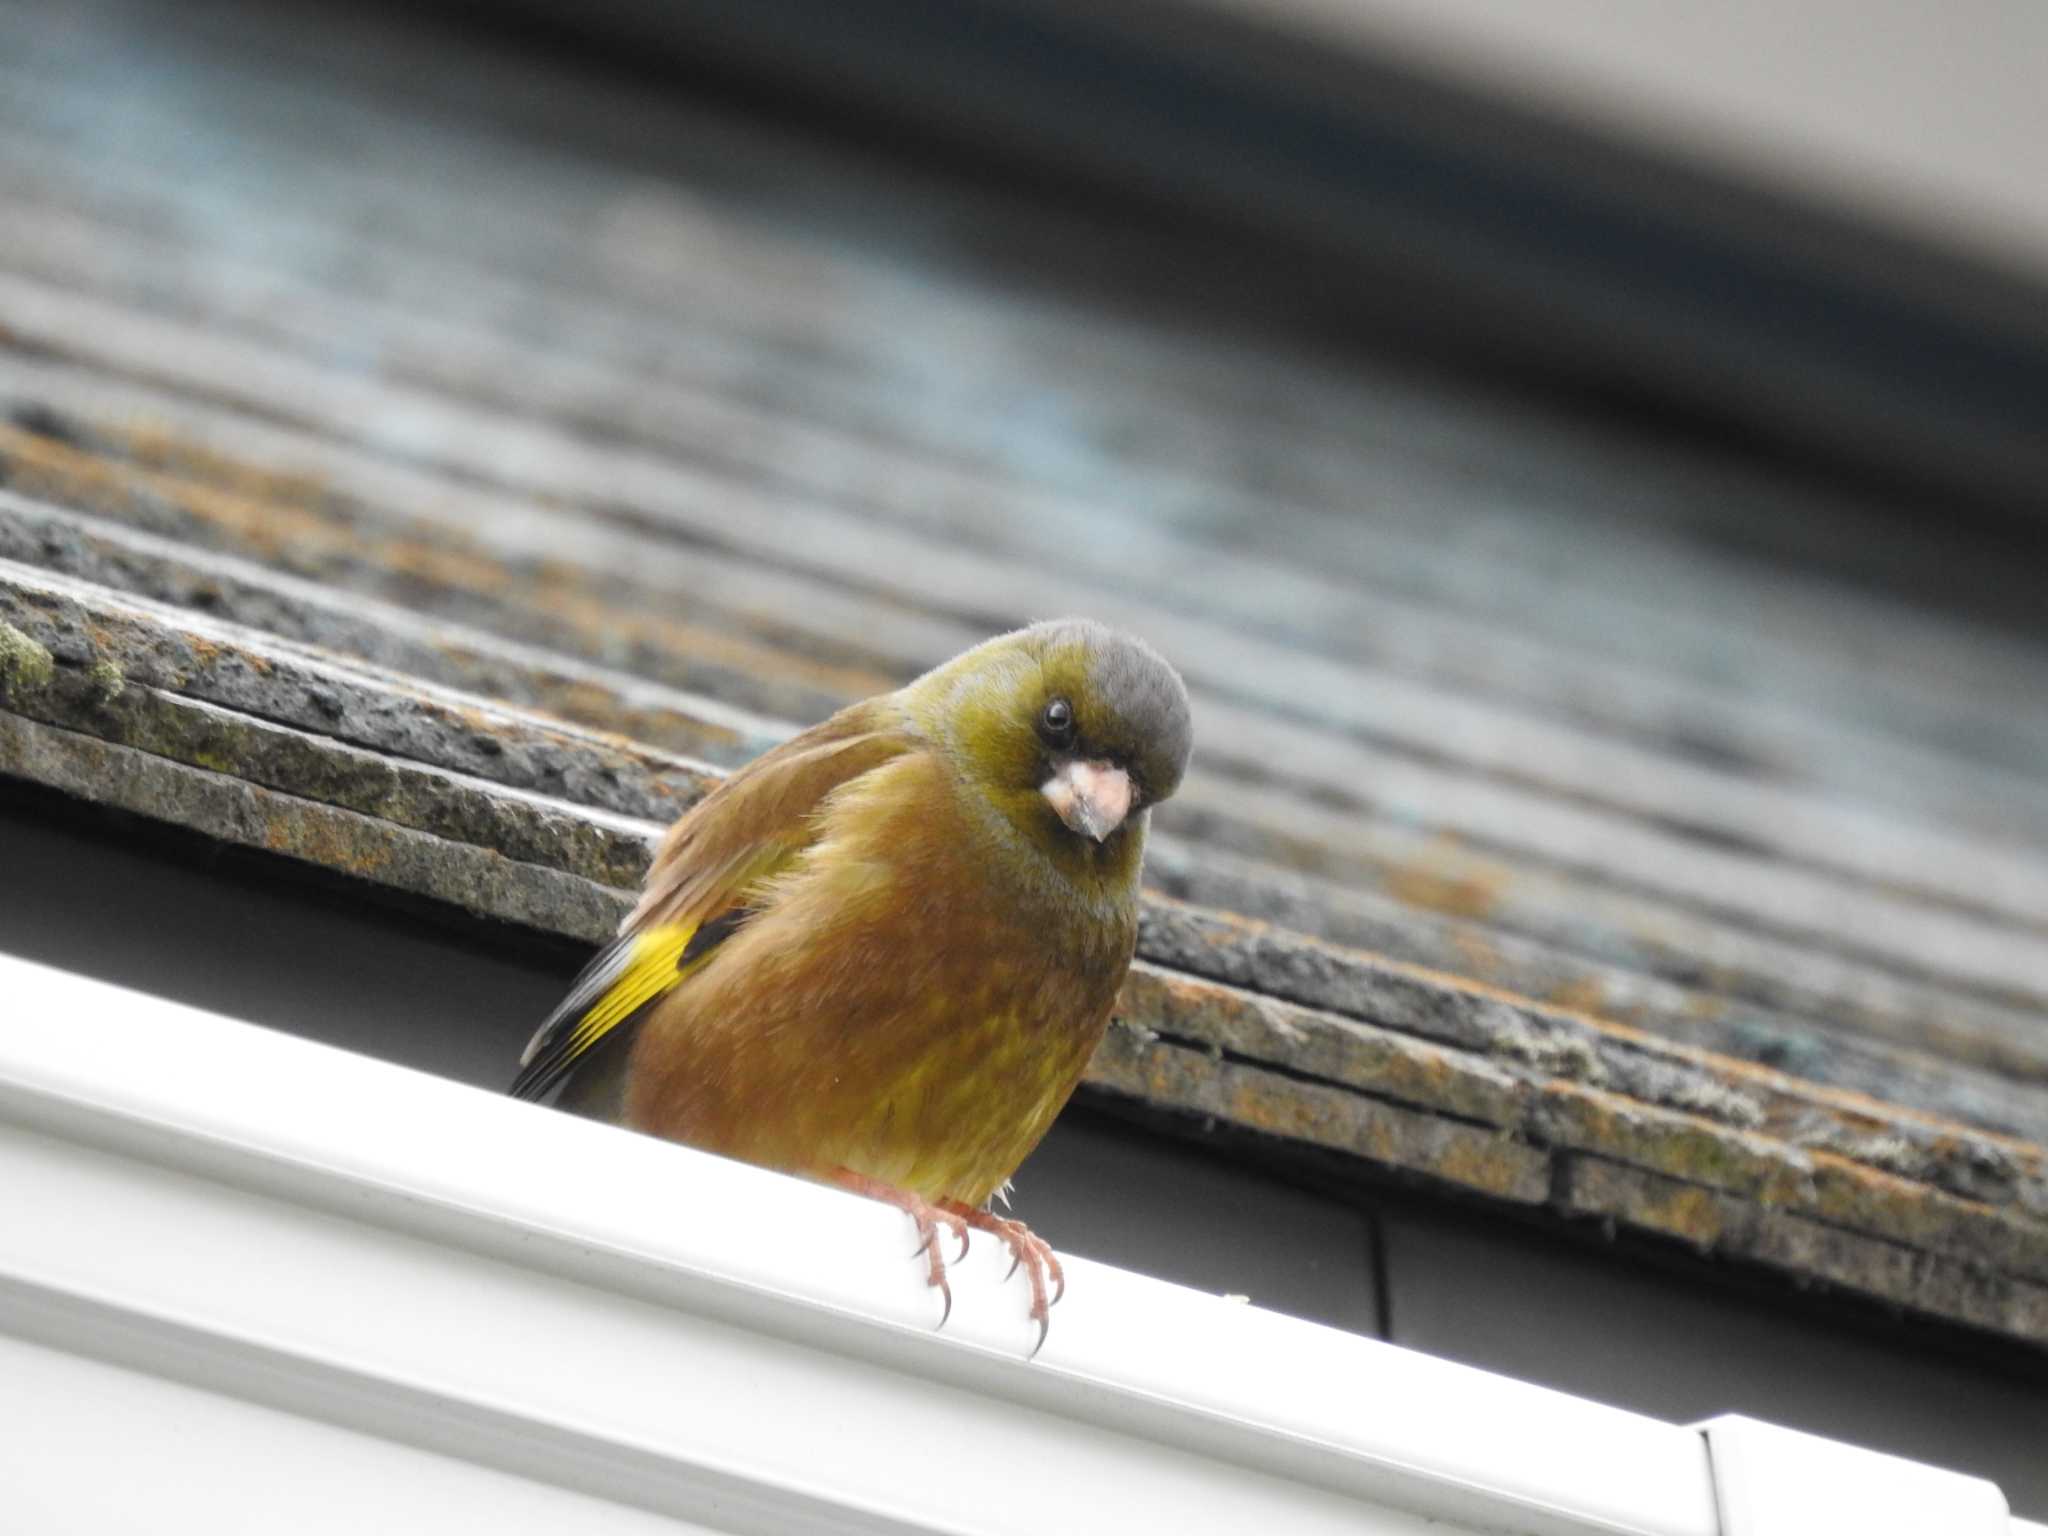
[1215,0,2048,277]
[1,0,2045,1511]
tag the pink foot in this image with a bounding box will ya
[942,1200,1065,1357]
[828,1169,971,1326]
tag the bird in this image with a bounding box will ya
[511,618,1193,1348]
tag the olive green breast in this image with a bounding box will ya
[624,750,1141,1205]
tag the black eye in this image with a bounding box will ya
[1038,696,1075,745]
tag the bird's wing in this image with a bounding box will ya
[510,699,914,1103]
[508,913,744,1103]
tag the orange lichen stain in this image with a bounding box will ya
[1,421,317,566]
[1540,1080,1789,1199]
[1133,862,2040,1182]
[1545,976,1610,1016]
[263,811,394,880]
[1,425,139,512]
[381,536,519,598]
[1383,837,1509,921]
[1226,1078,1300,1139]
[1801,1152,1944,1228]
[553,589,890,699]
[1431,1132,1545,1200]
[121,420,332,510]
[1630,1181,1729,1247]
[1449,927,1504,979]
[1356,1113,1398,1164]
[1681,988,1731,1022]
[0,422,893,711]
[1136,969,1231,1037]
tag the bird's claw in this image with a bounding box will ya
[829,1173,1062,1352]
[913,1208,973,1267]
[943,1202,1064,1357]
[912,1216,960,1327]
[831,1169,970,1328]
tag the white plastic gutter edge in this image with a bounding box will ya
[0,951,2024,1535]
[1696,1415,2010,1536]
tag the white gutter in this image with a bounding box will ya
[1697,1416,2009,1536]
[0,952,2023,1534]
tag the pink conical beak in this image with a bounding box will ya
[1041,759,1133,842]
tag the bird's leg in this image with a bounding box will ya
[826,1168,971,1326]
[939,1200,1065,1356]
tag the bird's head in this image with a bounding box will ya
[907,619,1192,884]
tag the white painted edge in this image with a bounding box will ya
[1696,1414,2010,1536]
[0,949,2005,1534]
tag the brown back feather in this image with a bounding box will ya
[625,696,917,933]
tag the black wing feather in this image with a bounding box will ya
[509,909,749,1104]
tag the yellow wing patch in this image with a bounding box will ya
[511,920,727,1102]
[562,926,693,1063]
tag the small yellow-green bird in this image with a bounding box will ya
[513,619,1192,1344]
